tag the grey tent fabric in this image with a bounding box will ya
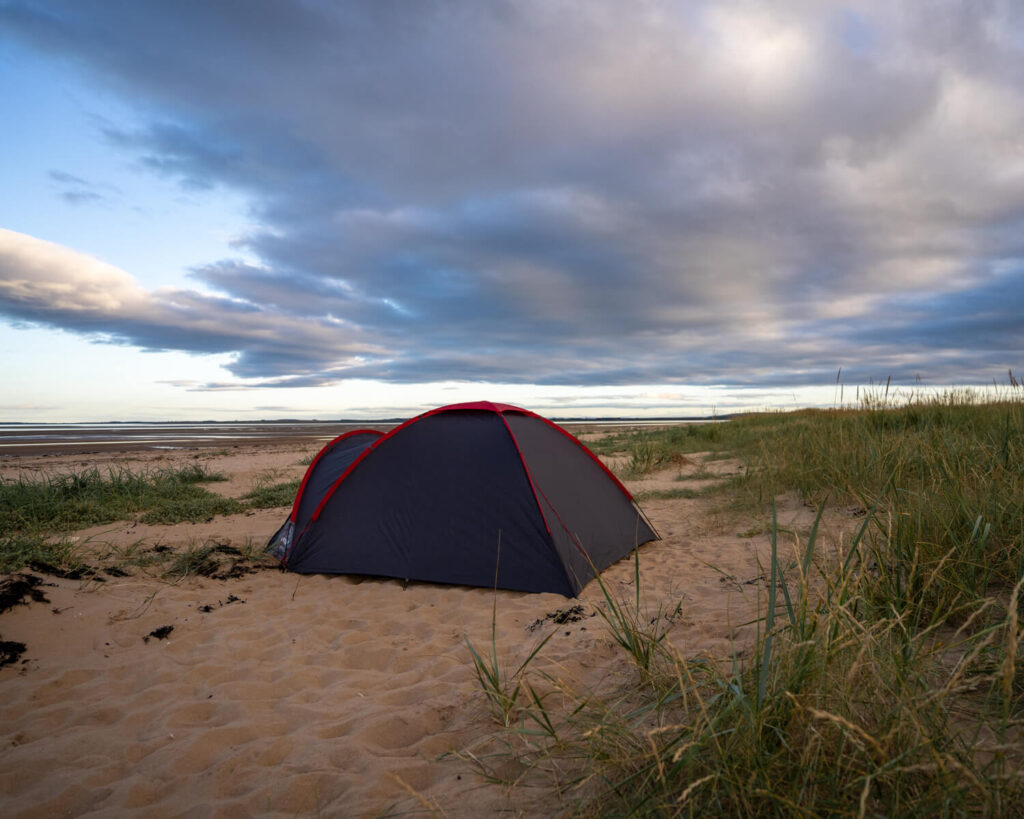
[267,402,658,596]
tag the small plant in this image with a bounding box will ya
[633,486,709,502]
[627,439,658,476]
[164,543,221,579]
[465,534,554,727]
[592,549,678,684]
[161,540,265,580]
[465,599,553,727]
[241,477,301,509]
[0,531,82,575]
[96,538,163,572]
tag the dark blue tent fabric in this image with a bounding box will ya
[266,429,381,564]
[269,403,658,596]
[292,430,382,538]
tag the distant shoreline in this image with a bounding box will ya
[0,417,721,457]
[0,415,727,426]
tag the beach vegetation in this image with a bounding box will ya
[0,464,239,532]
[633,486,710,502]
[465,601,554,729]
[465,388,1024,815]
[0,464,295,576]
[591,550,678,685]
[241,476,302,510]
[164,541,223,579]
[588,422,726,469]
[465,533,557,728]
[0,531,82,575]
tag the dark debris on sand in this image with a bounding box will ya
[0,638,27,668]
[528,604,591,632]
[0,574,56,671]
[143,625,174,643]
[26,560,106,582]
[198,594,245,613]
[0,574,51,616]
[178,541,267,580]
[211,563,259,580]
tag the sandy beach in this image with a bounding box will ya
[0,433,819,817]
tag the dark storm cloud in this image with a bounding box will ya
[2,0,1024,389]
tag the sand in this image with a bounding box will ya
[0,438,827,816]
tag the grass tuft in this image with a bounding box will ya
[240,477,301,509]
[0,531,83,575]
[466,603,554,728]
[591,549,679,686]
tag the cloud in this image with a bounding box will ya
[48,169,117,205]
[0,404,61,411]
[0,229,385,381]
[1,1,1023,390]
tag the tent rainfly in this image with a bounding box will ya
[267,401,659,596]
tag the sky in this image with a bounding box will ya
[1,1,1023,422]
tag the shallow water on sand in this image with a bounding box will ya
[0,419,707,456]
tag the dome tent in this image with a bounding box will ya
[267,402,658,596]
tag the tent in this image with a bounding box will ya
[267,401,658,596]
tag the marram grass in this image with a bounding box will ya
[468,391,1024,816]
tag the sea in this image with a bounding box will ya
[0,418,713,456]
